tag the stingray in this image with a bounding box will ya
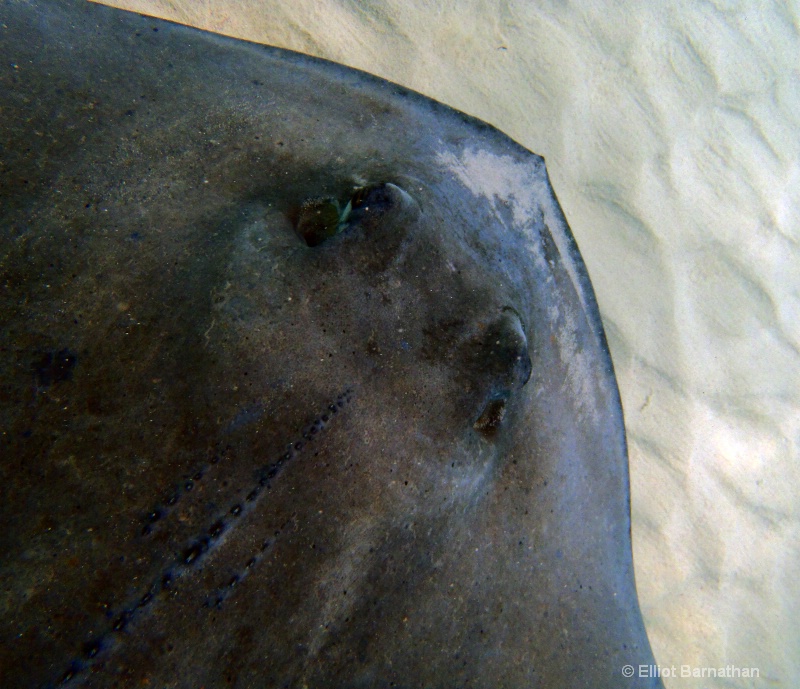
[0,1,662,687]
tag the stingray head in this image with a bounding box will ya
[198,161,658,687]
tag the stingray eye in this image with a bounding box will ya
[473,395,508,437]
[294,198,346,247]
[350,182,409,215]
[472,308,532,438]
[293,182,419,248]
[355,181,422,224]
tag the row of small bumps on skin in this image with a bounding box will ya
[54,388,354,687]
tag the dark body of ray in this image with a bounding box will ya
[0,1,662,687]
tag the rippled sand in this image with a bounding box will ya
[95,2,800,685]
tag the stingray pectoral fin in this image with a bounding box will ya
[0,1,662,687]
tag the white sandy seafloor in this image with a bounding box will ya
[96,1,800,686]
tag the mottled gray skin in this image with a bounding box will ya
[0,1,662,687]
